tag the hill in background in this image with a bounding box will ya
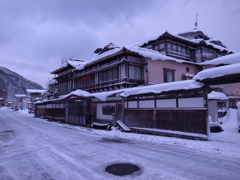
[0,66,44,100]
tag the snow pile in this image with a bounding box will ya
[7,107,240,158]
[17,109,35,118]
[208,91,228,100]
[77,112,240,158]
[193,63,240,80]
[37,107,240,158]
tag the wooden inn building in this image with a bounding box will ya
[35,27,239,140]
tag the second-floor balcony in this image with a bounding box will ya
[75,78,144,93]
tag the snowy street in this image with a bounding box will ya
[0,108,240,180]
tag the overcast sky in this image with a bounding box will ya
[0,0,240,87]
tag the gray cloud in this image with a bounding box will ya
[0,0,240,86]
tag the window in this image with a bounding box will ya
[119,64,126,78]
[99,72,104,83]
[163,69,175,83]
[129,65,142,80]
[76,75,94,88]
[67,80,72,92]
[98,67,119,83]
[159,43,164,50]
[102,105,115,115]
[58,81,67,94]
[153,45,158,51]
[202,48,217,61]
[153,43,164,51]
[112,67,118,79]
[173,44,177,51]
[168,43,172,49]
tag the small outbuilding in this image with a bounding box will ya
[208,91,228,124]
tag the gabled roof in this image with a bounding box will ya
[177,29,210,40]
[139,31,197,47]
[51,58,86,74]
[74,44,197,71]
[138,30,234,54]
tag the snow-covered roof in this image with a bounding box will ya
[75,45,195,71]
[26,89,46,93]
[51,58,87,74]
[208,91,229,100]
[177,29,210,39]
[193,63,240,81]
[120,80,204,97]
[200,52,240,65]
[15,94,27,97]
[36,80,204,104]
[59,89,124,102]
[49,79,57,84]
[36,89,124,104]
[138,31,233,53]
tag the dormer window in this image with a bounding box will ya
[153,43,164,51]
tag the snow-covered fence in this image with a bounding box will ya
[122,86,208,138]
[35,103,65,122]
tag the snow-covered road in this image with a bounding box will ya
[0,108,239,180]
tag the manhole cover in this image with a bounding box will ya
[106,163,140,176]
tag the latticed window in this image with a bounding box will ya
[129,65,142,80]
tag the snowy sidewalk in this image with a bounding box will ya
[15,107,240,159]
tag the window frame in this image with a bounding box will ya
[163,68,175,83]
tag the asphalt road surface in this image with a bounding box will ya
[0,108,239,180]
